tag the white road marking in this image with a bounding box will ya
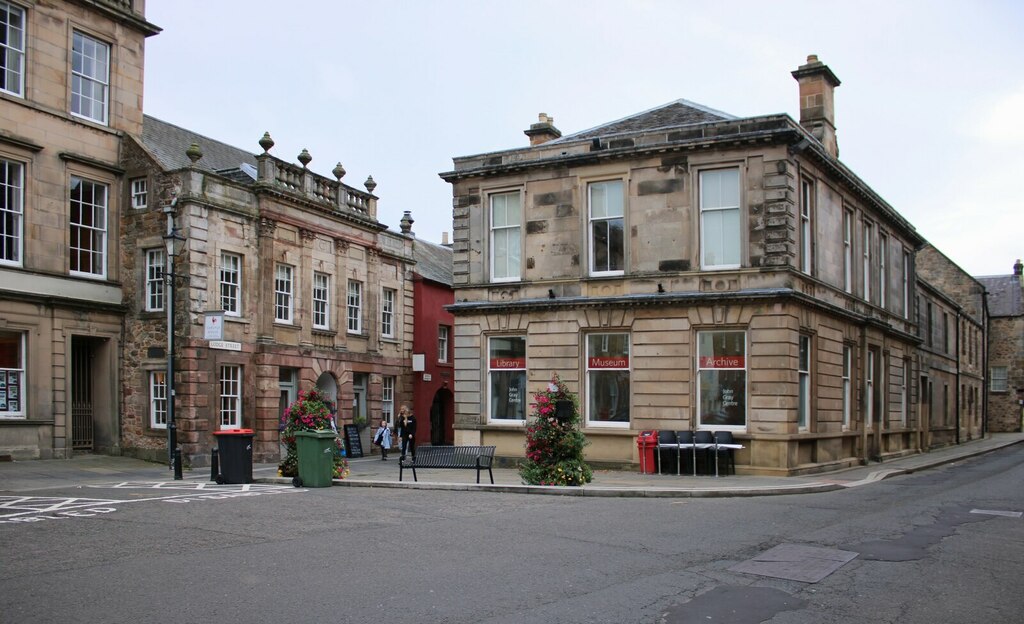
[970,509,1023,518]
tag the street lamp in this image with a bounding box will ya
[163,202,186,480]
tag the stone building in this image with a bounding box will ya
[120,116,415,465]
[977,261,1023,432]
[440,56,932,475]
[915,245,987,446]
[0,0,159,459]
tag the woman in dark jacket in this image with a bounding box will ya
[396,405,417,461]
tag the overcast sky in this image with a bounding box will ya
[143,0,1022,277]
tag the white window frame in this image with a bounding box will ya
[313,271,330,330]
[274,263,293,324]
[489,190,521,282]
[71,30,109,125]
[798,335,811,430]
[862,221,872,302]
[438,325,450,363]
[585,332,631,428]
[69,176,107,278]
[0,330,26,418]
[991,366,1008,392]
[130,177,148,209]
[487,335,527,423]
[347,280,362,334]
[149,370,167,429]
[842,209,853,293]
[382,375,395,427]
[800,179,813,275]
[842,345,852,430]
[0,1,25,98]
[380,287,396,338]
[145,248,165,312]
[0,157,24,266]
[879,233,888,308]
[588,179,625,276]
[220,252,241,316]
[219,364,242,429]
[696,330,747,430]
[699,167,741,270]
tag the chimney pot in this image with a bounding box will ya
[1014,259,1022,276]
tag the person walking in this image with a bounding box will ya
[373,418,392,460]
[396,405,417,461]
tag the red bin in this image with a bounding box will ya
[636,431,658,474]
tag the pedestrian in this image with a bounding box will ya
[373,418,392,460]
[396,405,417,461]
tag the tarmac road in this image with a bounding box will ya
[1,442,1023,623]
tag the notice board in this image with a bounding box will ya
[343,424,363,458]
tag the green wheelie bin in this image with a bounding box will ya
[293,429,336,488]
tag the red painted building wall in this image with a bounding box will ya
[411,274,455,446]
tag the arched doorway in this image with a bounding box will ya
[315,372,339,424]
[429,387,455,445]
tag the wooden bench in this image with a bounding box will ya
[399,445,496,484]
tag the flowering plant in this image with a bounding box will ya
[518,374,593,486]
[277,388,349,479]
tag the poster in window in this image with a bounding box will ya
[8,400,18,412]
[7,384,16,400]
[0,375,5,389]
[0,390,6,410]
[7,371,18,387]
[699,370,746,426]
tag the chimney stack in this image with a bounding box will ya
[1014,259,1022,276]
[524,113,562,146]
[792,54,841,158]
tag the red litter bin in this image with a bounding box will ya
[637,431,658,474]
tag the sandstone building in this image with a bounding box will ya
[0,0,158,459]
[977,261,1023,432]
[119,116,415,465]
[440,57,940,475]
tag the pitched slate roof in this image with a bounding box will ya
[142,115,257,173]
[413,238,453,287]
[549,99,736,144]
[977,274,1023,317]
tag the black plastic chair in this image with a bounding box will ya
[713,431,737,476]
[693,430,715,475]
[676,431,696,475]
[656,430,678,475]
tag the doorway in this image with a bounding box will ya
[71,337,94,451]
[429,387,455,445]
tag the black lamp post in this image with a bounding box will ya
[163,202,186,480]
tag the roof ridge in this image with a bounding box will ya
[553,98,736,143]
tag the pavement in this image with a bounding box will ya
[3,432,1023,497]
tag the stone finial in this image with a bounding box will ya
[332,162,346,180]
[364,175,377,193]
[399,210,414,235]
[297,149,312,168]
[186,142,203,164]
[259,132,274,153]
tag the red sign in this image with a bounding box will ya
[490,357,525,370]
[589,356,629,369]
[699,355,745,369]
